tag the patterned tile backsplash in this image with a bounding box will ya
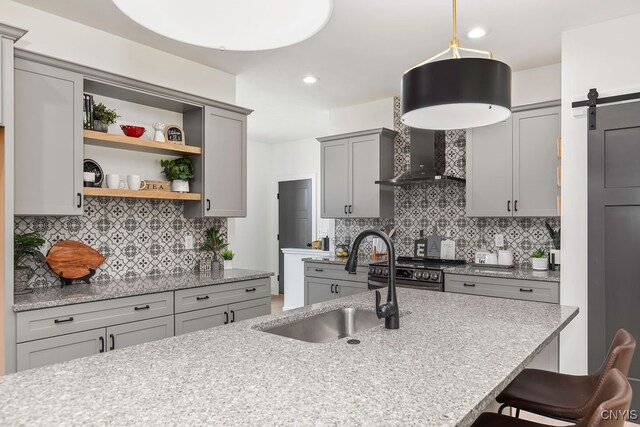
[15,198,227,288]
[334,97,560,267]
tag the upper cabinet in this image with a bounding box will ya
[14,59,84,216]
[466,106,560,217]
[185,106,247,218]
[318,128,397,219]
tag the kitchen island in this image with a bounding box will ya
[0,288,577,426]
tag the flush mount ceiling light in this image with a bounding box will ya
[401,0,511,130]
[303,75,319,84]
[467,27,487,39]
[112,0,333,51]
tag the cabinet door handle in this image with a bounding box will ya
[245,287,257,293]
[231,310,235,323]
[344,205,348,214]
[330,284,335,293]
[109,334,115,351]
[348,205,352,214]
[335,284,339,293]
[507,200,511,212]
[196,295,210,301]
[224,311,229,324]
[519,288,534,293]
[99,336,105,353]
[315,268,324,272]
[463,283,476,287]
[206,199,211,211]
[77,193,82,208]
[514,200,518,212]
[134,304,150,311]
[54,317,74,324]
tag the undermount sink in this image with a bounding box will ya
[261,308,383,343]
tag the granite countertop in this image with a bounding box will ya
[13,269,274,312]
[0,289,578,426]
[303,256,381,267]
[443,265,560,283]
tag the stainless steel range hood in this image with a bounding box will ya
[376,129,465,186]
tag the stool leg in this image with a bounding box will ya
[498,404,508,415]
[515,408,521,418]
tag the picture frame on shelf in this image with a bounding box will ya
[165,125,185,145]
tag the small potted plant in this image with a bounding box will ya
[221,250,235,270]
[531,249,548,271]
[92,101,119,133]
[545,221,561,267]
[201,227,228,271]
[14,232,45,294]
[160,157,195,192]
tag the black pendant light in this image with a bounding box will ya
[401,0,511,130]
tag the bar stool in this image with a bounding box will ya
[497,328,635,422]
[472,368,632,427]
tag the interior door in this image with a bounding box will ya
[513,107,560,217]
[320,139,350,218]
[278,179,312,293]
[588,101,640,411]
[349,135,379,217]
[107,316,174,351]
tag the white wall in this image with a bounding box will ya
[560,13,640,374]
[512,63,561,106]
[329,97,395,135]
[0,0,236,103]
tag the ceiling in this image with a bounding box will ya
[15,0,640,143]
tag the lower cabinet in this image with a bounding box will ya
[106,316,174,351]
[175,297,270,336]
[304,276,368,305]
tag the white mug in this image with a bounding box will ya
[127,175,146,191]
[83,172,95,183]
[106,174,120,189]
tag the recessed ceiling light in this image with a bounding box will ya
[112,0,333,51]
[467,27,487,39]
[303,76,319,84]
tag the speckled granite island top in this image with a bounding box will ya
[303,256,381,267]
[13,269,274,312]
[444,265,560,282]
[0,289,577,426]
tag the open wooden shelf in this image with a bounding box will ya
[83,130,202,155]
[84,187,201,201]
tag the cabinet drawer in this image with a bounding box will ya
[16,292,173,343]
[305,262,368,283]
[174,278,270,314]
[445,274,559,304]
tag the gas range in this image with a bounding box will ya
[368,256,466,291]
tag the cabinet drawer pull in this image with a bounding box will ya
[245,287,257,293]
[196,296,210,301]
[314,268,324,272]
[99,336,105,353]
[463,283,476,287]
[54,317,74,324]
[134,304,150,311]
[519,288,534,293]
[224,311,229,324]
[335,284,339,293]
[110,334,115,350]
[231,310,235,323]
[330,284,335,293]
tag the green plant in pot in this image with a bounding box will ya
[221,250,235,270]
[201,227,229,271]
[161,157,195,193]
[92,101,119,133]
[14,233,45,294]
[545,221,561,267]
[531,248,548,271]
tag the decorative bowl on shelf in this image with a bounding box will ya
[120,125,146,138]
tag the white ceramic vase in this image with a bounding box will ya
[172,180,189,193]
[531,257,548,271]
[223,260,234,270]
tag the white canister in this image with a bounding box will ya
[485,253,498,265]
[498,249,514,266]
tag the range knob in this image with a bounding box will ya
[382,268,389,276]
[430,272,440,281]
[414,271,423,279]
[369,266,376,275]
[376,267,383,275]
[423,272,431,280]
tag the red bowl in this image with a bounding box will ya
[120,125,145,138]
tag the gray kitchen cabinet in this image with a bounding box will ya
[466,106,560,217]
[185,105,247,218]
[17,328,105,372]
[512,107,561,217]
[106,316,174,351]
[305,277,337,305]
[334,283,367,298]
[229,297,270,323]
[174,278,270,314]
[318,128,396,219]
[14,58,84,216]
[175,306,227,336]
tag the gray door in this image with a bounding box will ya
[320,139,350,218]
[588,101,640,411]
[229,297,271,323]
[349,135,379,217]
[106,315,174,351]
[278,179,312,294]
[16,329,105,371]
